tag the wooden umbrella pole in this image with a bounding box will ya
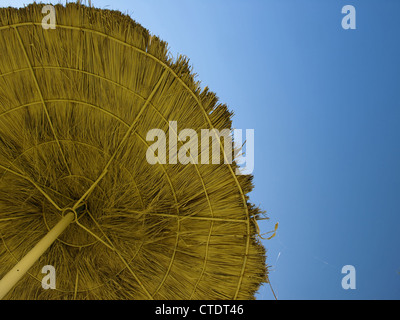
[0,210,76,299]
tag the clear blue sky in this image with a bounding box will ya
[2,0,399,300]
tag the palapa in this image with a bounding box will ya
[0,2,268,300]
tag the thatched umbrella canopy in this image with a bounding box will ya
[0,2,268,299]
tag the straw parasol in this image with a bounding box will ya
[0,2,268,300]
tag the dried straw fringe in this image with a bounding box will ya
[0,2,268,299]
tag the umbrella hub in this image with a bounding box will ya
[61,203,87,222]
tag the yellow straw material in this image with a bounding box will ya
[0,2,268,299]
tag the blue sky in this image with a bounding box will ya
[2,0,399,299]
